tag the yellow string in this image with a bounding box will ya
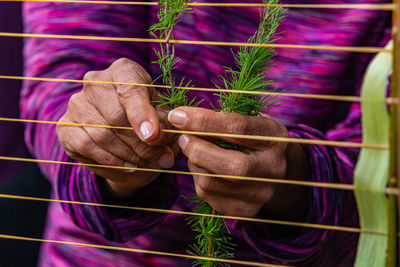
[0,193,388,235]
[0,0,394,261]
[0,117,389,149]
[0,233,289,267]
[0,0,395,10]
[0,32,392,53]
[1,75,398,104]
[1,155,399,194]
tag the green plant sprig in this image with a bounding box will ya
[149,0,201,109]
[187,1,287,267]
[216,0,287,116]
[150,1,286,266]
[186,195,236,267]
[149,2,233,266]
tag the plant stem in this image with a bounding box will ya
[208,209,216,258]
[150,1,287,267]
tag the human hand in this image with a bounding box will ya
[57,58,176,198]
[168,107,308,219]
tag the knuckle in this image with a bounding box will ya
[197,177,214,192]
[113,58,145,78]
[196,112,210,129]
[77,136,93,153]
[58,138,72,154]
[67,92,82,109]
[266,156,286,178]
[143,72,152,84]
[83,70,100,81]
[113,57,131,67]
[135,143,160,161]
[195,186,208,200]
[95,129,115,147]
[260,186,275,202]
[56,127,67,144]
[226,114,248,135]
[275,119,289,137]
[275,159,287,178]
[126,148,140,164]
[250,186,274,203]
[111,58,152,96]
[56,116,67,134]
[107,108,127,126]
[186,142,200,162]
[116,83,140,98]
[228,157,252,177]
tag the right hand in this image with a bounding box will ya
[56,58,177,198]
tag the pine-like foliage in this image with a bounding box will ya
[216,0,287,115]
[187,1,287,266]
[149,0,201,109]
[150,1,286,266]
[186,195,236,267]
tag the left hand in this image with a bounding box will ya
[168,107,309,219]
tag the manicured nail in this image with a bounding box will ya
[178,134,189,150]
[168,109,188,125]
[158,154,174,169]
[124,162,137,173]
[140,121,155,140]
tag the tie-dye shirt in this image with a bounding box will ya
[21,0,391,266]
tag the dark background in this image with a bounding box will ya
[0,3,51,266]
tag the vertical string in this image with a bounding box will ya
[388,0,400,265]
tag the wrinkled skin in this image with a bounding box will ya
[57,58,308,219]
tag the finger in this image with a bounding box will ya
[83,68,173,148]
[81,81,175,168]
[114,130,175,169]
[67,93,148,167]
[147,109,175,146]
[108,58,160,142]
[178,134,254,178]
[188,161,274,203]
[57,123,126,168]
[168,107,285,148]
[190,177,262,217]
[69,153,159,197]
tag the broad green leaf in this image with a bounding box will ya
[354,41,393,267]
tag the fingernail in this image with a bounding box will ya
[123,162,137,173]
[158,154,174,169]
[168,109,188,125]
[178,134,189,150]
[140,121,155,140]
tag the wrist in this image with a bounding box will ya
[102,172,160,198]
[105,180,140,198]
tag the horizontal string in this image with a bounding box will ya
[0,233,288,267]
[0,32,391,53]
[1,155,399,195]
[0,193,387,235]
[1,75,398,104]
[0,117,389,149]
[0,0,395,10]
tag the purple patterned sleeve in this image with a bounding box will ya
[239,102,361,264]
[21,2,179,242]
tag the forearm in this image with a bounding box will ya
[21,2,181,242]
